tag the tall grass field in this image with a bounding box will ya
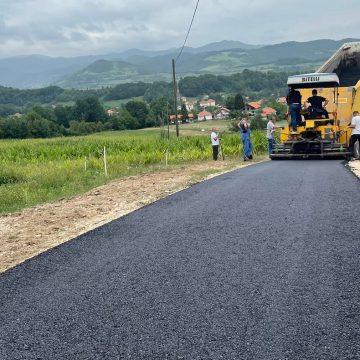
[0,128,267,213]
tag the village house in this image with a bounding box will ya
[261,107,277,119]
[106,109,117,117]
[245,101,262,116]
[169,113,194,123]
[199,98,216,108]
[197,110,213,121]
[169,115,180,123]
[214,107,231,119]
[276,96,287,105]
[185,100,197,111]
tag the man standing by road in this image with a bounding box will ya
[266,116,282,155]
[238,112,253,161]
[210,127,220,161]
[286,85,302,133]
[348,110,360,160]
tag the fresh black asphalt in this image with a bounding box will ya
[0,160,359,359]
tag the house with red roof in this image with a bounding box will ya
[245,101,262,116]
[169,113,194,123]
[197,111,213,121]
[261,107,277,119]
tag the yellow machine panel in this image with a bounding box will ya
[299,87,353,125]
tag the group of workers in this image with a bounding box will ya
[286,86,329,133]
[210,112,254,161]
[210,113,279,161]
[210,86,360,160]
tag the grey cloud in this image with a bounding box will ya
[125,24,149,33]
[0,0,359,57]
[68,31,90,42]
[0,16,5,32]
[80,22,106,33]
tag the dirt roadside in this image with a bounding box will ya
[348,159,360,178]
[1,158,359,273]
[0,159,262,273]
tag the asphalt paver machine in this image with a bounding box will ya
[271,42,360,159]
[271,73,352,159]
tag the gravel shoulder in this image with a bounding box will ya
[348,159,360,178]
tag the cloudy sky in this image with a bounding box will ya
[0,0,359,58]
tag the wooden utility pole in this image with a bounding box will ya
[172,59,179,137]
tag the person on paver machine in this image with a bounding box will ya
[307,89,329,119]
[286,85,302,133]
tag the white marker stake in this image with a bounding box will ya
[104,147,108,177]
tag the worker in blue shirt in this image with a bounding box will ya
[238,112,253,161]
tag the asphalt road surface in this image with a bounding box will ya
[1,160,359,360]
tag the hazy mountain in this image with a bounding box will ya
[135,38,360,73]
[0,41,249,88]
[1,39,359,89]
[0,40,260,89]
[55,59,150,89]
[185,40,262,53]
[111,41,259,60]
[0,54,108,89]
[114,48,179,59]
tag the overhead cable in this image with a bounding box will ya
[175,0,200,64]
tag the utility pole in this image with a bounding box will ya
[166,102,170,140]
[172,59,179,137]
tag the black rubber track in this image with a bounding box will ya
[1,160,359,359]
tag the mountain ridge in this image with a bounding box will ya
[1,39,359,89]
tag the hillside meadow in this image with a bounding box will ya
[0,122,268,214]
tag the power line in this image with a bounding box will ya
[175,0,200,64]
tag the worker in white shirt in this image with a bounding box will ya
[210,127,220,160]
[348,110,360,160]
[266,116,282,155]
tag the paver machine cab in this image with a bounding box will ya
[271,73,352,159]
[271,42,360,160]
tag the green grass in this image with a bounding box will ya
[146,119,236,136]
[0,128,267,214]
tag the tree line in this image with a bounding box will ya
[0,96,178,139]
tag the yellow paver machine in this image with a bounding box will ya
[271,42,360,159]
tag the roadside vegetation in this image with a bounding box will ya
[0,122,268,214]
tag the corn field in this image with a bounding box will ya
[0,130,267,213]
